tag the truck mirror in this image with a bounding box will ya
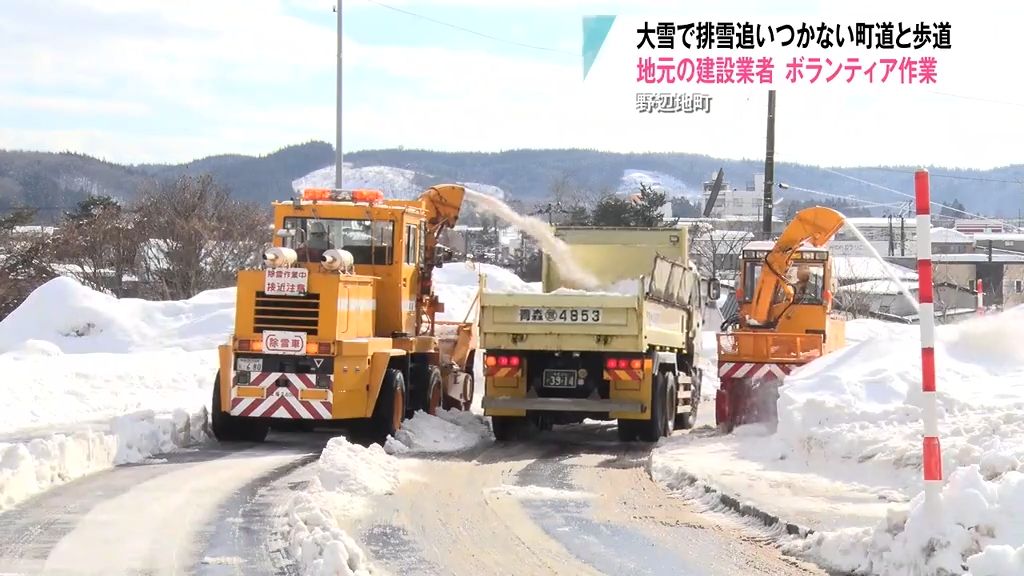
[708,278,721,301]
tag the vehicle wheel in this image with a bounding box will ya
[637,373,668,442]
[491,416,526,442]
[460,374,475,411]
[664,372,678,436]
[411,364,443,416]
[370,369,406,443]
[616,419,639,442]
[210,372,268,443]
[675,369,700,430]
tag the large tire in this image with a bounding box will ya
[637,373,669,443]
[675,369,700,430]
[411,364,442,416]
[664,373,678,437]
[461,373,475,411]
[210,372,268,443]
[370,369,406,443]
[491,416,527,442]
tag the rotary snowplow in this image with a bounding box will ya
[211,184,478,443]
[715,206,847,432]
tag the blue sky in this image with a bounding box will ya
[1,0,1020,169]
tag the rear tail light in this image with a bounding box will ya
[486,354,521,369]
[237,339,262,352]
[306,342,332,355]
[606,357,644,370]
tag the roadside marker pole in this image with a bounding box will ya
[977,279,984,316]
[915,169,942,519]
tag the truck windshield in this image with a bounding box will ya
[283,217,394,265]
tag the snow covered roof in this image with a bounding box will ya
[840,279,919,295]
[930,227,974,244]
[973,233,1024,242]
[832,256,918,281]
[929,253,1024,263]
[846,217,918,228]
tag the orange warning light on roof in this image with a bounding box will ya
[302,188,332,201]
[351,189,384,203]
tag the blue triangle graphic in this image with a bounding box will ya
[582,15,616,81]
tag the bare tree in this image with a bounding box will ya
[0,209,56,318]
[688,221,752,282]
[135,175,270,300]
[53,196,141,297]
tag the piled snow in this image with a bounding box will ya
[434,261,538,322]
[0,277,230,510]
[284,437,398,576]
[767,308,1024,574]
[384,409,492,455]
[0,408,207,511]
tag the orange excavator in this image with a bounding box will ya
[715,206,847,432]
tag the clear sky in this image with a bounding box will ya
[0,0,1020,169]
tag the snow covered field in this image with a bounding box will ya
[655,309,1024,576]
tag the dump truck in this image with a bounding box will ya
[480,227,719,442]
[211,185,477,443]
[715,206,847,432]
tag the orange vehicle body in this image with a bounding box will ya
[715,207,847,431]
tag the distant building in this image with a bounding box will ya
[701,173,766,219]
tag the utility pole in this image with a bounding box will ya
[900,216,906,256]
[334,3,343,190]
[888,215,895,256]
[762,90,776,239]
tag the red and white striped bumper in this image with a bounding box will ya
[230,372,333,419]
[718,362,795,381]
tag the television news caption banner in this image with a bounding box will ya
[581,13,959,115]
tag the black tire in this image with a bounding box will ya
[664,373,678,437]
[460,373,475,411]
[675,369,700,430]
[370,369,406,443]
[616,419,639,442]
[411,364,443,416]
[637,373,668,442]
[210,372,268,443]
[492,416,527,442]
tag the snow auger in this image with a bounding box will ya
[715,206,847,433]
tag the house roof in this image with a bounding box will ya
[929,227,974,244]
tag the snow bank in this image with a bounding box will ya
[772,308,1024,573]
[384,409,492,455]
[0,408,207,512]
[284,436,402,576]
[0,276,234,354]
[434,262,537,322]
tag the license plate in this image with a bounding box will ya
[236,358,263,372]
[518,307,602,324]
[543,369,578,388]
[262,330,307,355]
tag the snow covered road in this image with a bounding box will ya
[343,423,828,576]
[0,432,331,576]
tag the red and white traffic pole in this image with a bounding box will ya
[916,169,942,518]
[977,278,984,316]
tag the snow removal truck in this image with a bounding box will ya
[480,227,719,442]
[715,206,847,432]
[212,185,477,443]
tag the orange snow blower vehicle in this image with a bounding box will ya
[715,206,847,432]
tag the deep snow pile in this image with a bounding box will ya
[771,308,1024,575]
[0,277,230,511]
[384,409,492,455]
[285,437,398,576]
[434,261,539,322]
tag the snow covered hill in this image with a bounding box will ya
[618,169,699,200]
[292,164,506,200]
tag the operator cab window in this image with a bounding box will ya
[284,217,395,265]
[405,224,419,265]
[789,262,825,304]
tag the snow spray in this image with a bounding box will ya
[462,189,601,290]
[843,219,920,312]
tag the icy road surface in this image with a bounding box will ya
[0,424,828,576]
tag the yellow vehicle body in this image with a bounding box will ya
[211,185,477,443]
[480,226,712,443]
[715,206,847,431]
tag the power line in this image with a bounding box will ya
[358,0,576,56]
[865,167,1024,185]
[823,168,1021,230]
